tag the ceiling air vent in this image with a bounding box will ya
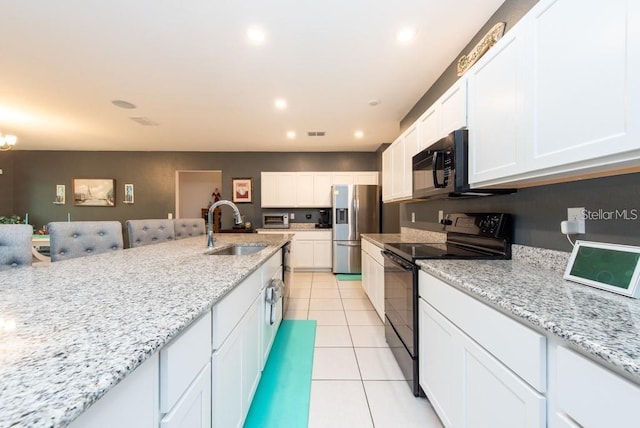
[129,117,159,126]
[307,131,325,137]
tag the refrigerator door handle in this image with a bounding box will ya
[336,241,361,247]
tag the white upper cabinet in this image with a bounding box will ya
[467,21,530,185]
[417,77,468,152]
[417,106,439,152]
[261,171,378,208]
[439,78,467,138]
[468,0,640,188]
[384,124,418,202]
[381,148,392,202]
[528,0,640,171]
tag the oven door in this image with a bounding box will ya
[382,250,421,396]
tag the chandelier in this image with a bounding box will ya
[0,133,18,151]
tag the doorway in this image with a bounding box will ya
[175,170,222,219]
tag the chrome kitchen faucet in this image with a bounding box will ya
[207,200,243,248]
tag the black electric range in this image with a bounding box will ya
[381,213,512,397]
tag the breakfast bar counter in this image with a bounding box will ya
[0,233,291,427]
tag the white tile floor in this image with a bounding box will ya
[284,272,443,428]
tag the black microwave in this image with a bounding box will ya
[412,129,514,200]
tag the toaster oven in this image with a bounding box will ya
[262,212,290,229]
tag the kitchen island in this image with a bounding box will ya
[0,233,291,427]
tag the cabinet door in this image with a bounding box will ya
[260,173,279,207]
[361,251,372,301]
[528,0,640,171]
[462,331,546,428]
[556,346,640,428]
[313,240,332,269]
[402,125,419,198]
[276,173,297,207]
[211,323,243,428]
[439,78,467,137]
[160,363,211,428]
[371,257,385,321]
[295,173,315,207]
[417,106,439,151]
[381,148,393,202]
[467,22,531,186]
[294,240,315,268]
[242,295,262,416]
[353,172,379,185]
[332,172,354,185]
[419,299,463,428]
[313,173,333,207]
[390,138,405,199]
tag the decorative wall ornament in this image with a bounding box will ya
[232,178,252,203]
[73,178,115,206]
[457,22,506,77]
[54,184,66,204]
[123,183,134,204]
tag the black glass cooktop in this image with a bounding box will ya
[383,242,503,261]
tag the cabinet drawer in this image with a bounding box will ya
[362,239,384,265]
[557,346,640,427]
[419,271,546,392]
[261,250,282,284]
[212,269,261,350]
[293,230,331,241]
[160,311,211,413]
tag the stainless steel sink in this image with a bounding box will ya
[206,244,268,256]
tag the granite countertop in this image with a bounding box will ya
[362,234,640,384]
[0,233,292,428]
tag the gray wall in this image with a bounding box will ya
[401,172,640,252]
[8,151,377,234]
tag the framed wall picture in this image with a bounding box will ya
[232,177,252,203]
[124,183,134,204]
[54,184,66,204]
[73,179,115,206]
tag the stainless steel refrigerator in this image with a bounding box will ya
[332,184,380,273]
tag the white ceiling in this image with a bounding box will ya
[0,0,505,152]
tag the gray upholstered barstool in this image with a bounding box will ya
[126,219,175,248]
[0,224,33,271]
[48,221,124,262]
[174,218,206,240]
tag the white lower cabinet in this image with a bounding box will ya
[419,300,462,428]
[292,230,332,271]
[211,293,265,428]
[242,295,263,413]
[72,250,284,428]
[161,363,211,428]
[211,320,243,427]
[361,239,384,320]
[461,331,545,428]
[553,346,640,428]
[418,271,546,428]
[211,250,283,427]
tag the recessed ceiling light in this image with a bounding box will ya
[247,27,266,44]
[396,27,417,44]
[274,98,287,110]
[286,131,296,139]
[354,130,364,139]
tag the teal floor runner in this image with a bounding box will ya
[336,273,362,281]
[244,320,317,428]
